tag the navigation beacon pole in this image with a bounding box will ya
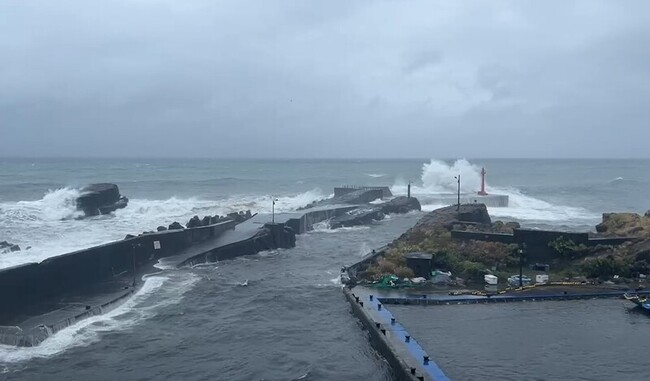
[407,180,411,198]
[478,167,488,196]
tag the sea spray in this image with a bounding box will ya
[392,159,599,227]
[0,188,327,270]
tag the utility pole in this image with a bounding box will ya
[454,174,461,211]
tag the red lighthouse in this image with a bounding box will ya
[478,167,488,196]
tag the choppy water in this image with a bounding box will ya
[1,158,650,380]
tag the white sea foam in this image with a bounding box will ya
[393,159,600,226]
[1,188,83,222]
[0,272,199,363]
[0,188,327,270]
[311,225,371,234]
[366,173,387,178]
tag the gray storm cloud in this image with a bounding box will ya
[1,0,649,158]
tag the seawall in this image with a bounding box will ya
[0,220,237,318]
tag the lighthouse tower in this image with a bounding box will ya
[478,167,488,196]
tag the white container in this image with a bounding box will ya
[484,274,498,285]
[536,274,549,284]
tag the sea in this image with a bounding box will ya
[1,158,649,380]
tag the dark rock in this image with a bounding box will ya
[186,216,201,228]
[201,216,212,226]
[645,210,650,218]
[156,226,167,232]
[76,183,128,217]
[380,196,421,214]
[124,234,136,240]
[227,212,241,223]
[595,222,608,233]
[168,222,184,230]
[0,242,20,254]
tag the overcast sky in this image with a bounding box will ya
[1,1,649,158]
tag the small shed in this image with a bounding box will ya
[404,252,433,278]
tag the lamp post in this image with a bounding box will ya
[518,243,526,288]
[454,174,461,211]
[272,197,278,224]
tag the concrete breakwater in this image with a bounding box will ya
[0,187,419,347]
[0,219,239,347]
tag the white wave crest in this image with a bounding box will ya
[421,159,482,194]
[1,188,83,222]
[487,188,598,224]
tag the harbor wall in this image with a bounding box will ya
[450,230,515,244]
[0,220,236,315]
